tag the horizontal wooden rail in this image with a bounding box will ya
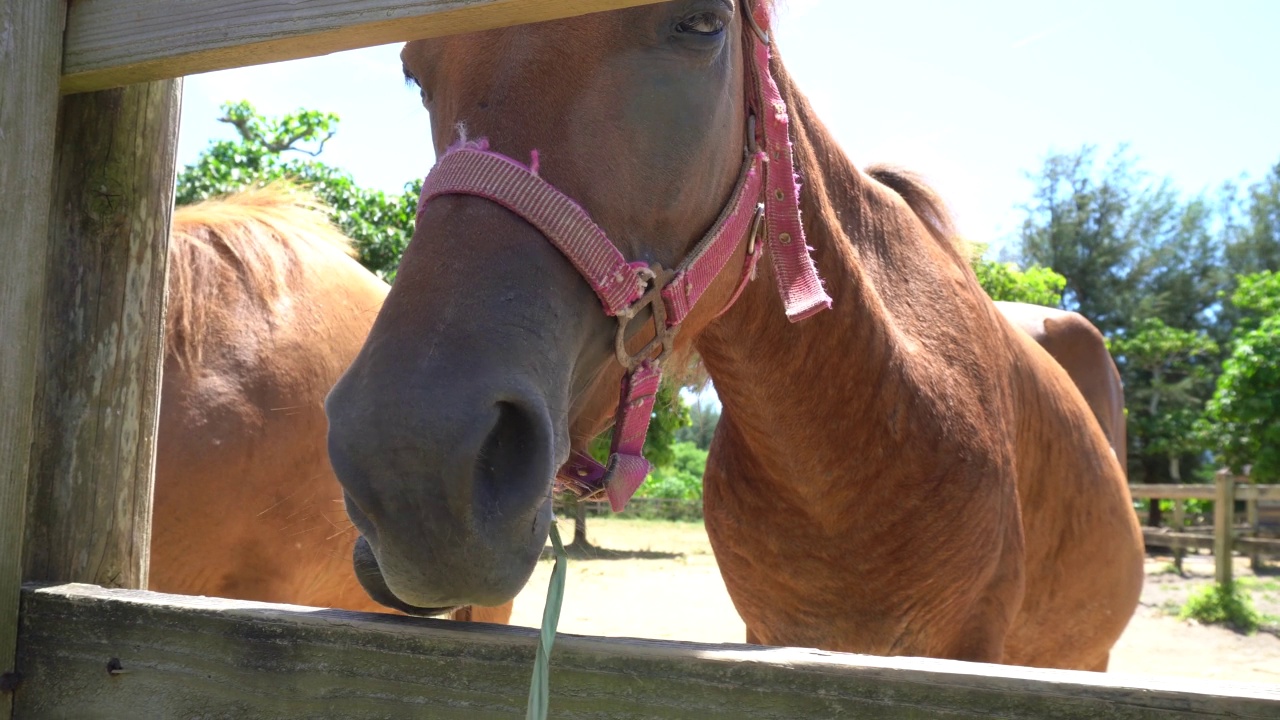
[62,0,666,94]
[14,584,1280,719]
[1239,485,1280,502]
[1128,483,1280,502]
[1128,484,1217,500]
[1136,528,1280,554]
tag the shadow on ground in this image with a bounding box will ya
[541,542,684,561]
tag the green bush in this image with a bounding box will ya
[636,442,708,501]
[1203,272,1280,481]
[1179,582,1261,633]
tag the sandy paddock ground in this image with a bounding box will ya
[509,517,1280,685]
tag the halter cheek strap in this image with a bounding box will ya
[416,4,830,511]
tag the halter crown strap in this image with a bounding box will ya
[747,4,831,321]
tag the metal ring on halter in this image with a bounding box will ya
[744,5,770,45]
[614,266,678,372]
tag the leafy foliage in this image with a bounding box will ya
[635,442,709,501]
[1109,318,1218,466]
[1204,272,1280,481]
[1179,582,1261,634]
[1225,162,1280,276]
[971,258,1067,306]
[676,402,721,450]
[588,382,692,474]
[176,101,416,280]
[1016,146,1237,485]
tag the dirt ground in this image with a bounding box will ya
[509,517,1280,686]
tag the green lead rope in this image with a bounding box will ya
[526,517,567,720]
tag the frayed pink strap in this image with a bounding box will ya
[748,6,831,321]
[550,362,662,511]
[419,142,646,317]
[604,360,662,511]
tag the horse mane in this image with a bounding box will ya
[167,183,357,368]
[864,165,972,262]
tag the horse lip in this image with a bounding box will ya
[352,536,456,617]
[342,492,378,543]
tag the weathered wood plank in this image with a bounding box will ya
[1142,528,1216,552]
[1126,482,1278,503]
[1127,484,1217,500]
[62,0,665,93]
[1237,484,1280,502]
[14,585,1280,719]
[1215,470,1235,585]
[1172,499,1187,570]
[21,81,182,592]
[0,0,69,715]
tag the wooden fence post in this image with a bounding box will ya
[0,0,71,714]
[1171,499,1186,573]
[1246,475,1261,572]
[1214,470,1235,586]
[21,80,182,591]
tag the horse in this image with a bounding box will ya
[325,1,1143,670]
[151,185,512,624]
[993,301,1127,471]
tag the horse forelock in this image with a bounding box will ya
[167,183,358,368]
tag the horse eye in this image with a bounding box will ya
[402,67,421,89]
[676,12,725,36]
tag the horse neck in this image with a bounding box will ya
[694,61,1001,506]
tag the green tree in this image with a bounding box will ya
[589,382,691,472]
[1017,146,1236,488]
[1204,272,1280,482]
[176,100,416,280]
[1017,146,1164,333]
[970,243,1067,306]
[1129,196,1227,335]
[1225,162,1280,276]
[676,401,721,450]
[636,442,708,501]
[1109,319,1217,517]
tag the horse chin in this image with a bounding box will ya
[351,536,456,617]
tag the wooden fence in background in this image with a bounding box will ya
[1130,470,1280,584]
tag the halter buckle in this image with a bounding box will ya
[615,266,678,371]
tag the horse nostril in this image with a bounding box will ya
[472,401,546,520]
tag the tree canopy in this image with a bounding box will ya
[177,101,415,280]
[1017,146,1280,485]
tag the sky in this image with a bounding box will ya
[177,0,1280,258]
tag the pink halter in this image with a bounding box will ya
[417,3,830,511]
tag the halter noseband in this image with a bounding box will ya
[416,3,831,511]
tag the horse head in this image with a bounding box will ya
[325,2,801,612]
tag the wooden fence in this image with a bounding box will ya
[2,0,1278,716]
[1129,470,1280,584]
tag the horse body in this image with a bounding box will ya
[994,300,1127,470]
[695,89,1141,667]
[152,187,512,622]
[326,2,1141,668]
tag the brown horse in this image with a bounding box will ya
[994,301,1127,471]
[152,185,512,623]
[326,2,1142,669]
